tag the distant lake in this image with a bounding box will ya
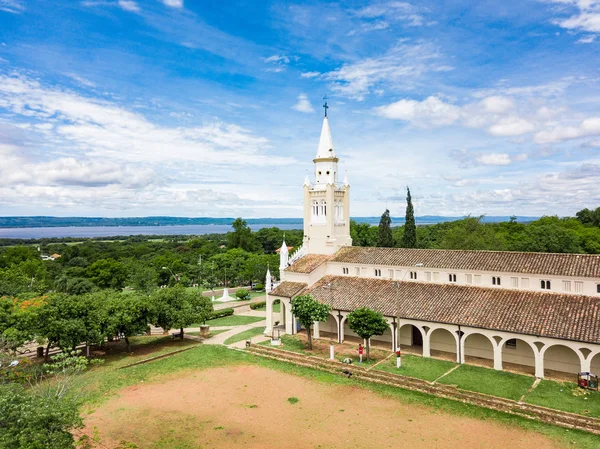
[0,224,304,239]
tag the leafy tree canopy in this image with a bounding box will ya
[347,307,388,360]
[290,294,330,350]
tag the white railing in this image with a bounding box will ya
[288,245,306,266]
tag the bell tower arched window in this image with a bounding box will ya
[312,200,319,218]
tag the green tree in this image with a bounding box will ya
[290,294,330,350]
[576,207,600,227]
[127,261,157,294]
[150,286,213,339]
[378,209,394,247]
[86,258,127,290]
[350,220,377,247]
[402,187,417,248]
[37,294,92,356]
[0,383,83,449]
[347,307,388,361]
[106,293,154,352]
[227,218,260,252]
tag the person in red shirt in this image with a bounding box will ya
[358,343,364,363]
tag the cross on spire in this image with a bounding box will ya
[323,95,329,117]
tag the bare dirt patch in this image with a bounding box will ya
[85,365,561,449]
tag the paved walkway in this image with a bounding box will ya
[202,319,267,345]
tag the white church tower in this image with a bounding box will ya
[302,100,352,255]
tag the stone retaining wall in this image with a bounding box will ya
[247,344,600,436]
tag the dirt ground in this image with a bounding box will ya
[84,365,562,449]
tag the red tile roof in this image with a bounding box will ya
[270,281,307,298]
[285,253,331,273]
[305,276,600,344]
[330,247,600,278]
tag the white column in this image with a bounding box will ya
[423,329,431,358]
[460,336,466,364]
[581,355,591,373]
[535,351,544,379]
[284,301,293,335]
[340,315,347,343]
[264,295,273,335]
[313,321,320,339]
[455,331,461,363]
[389,322,396,351]
[493,343,503,371]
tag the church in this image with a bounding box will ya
[266,104,600,380]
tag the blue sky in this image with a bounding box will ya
[0,0,599,218]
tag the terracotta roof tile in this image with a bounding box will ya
[305,276,600,344]
[270,281,307,298]
[285,253,331,273]
[331,247,600,278]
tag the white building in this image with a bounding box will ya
[267,108,600,379]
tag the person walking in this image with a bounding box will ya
[358,343,364,363]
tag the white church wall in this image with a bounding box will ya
[399,325,415,347]
[463,333,494,360]
[429,328,456,354]
[591,354,600,375]
[544,345,581,374]
[501,339,536,367]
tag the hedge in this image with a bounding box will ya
[209,308,234,319]
[249,299,280,310]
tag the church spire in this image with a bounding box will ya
[316,115,335,159]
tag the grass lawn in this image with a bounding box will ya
[374,354,458,382]
[70,341,600,449]
[203,315,264,327]
[437,364,535,401]
[223,327,265,345]
[525,380,600,418]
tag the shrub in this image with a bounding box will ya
[209,308,234,320]
[250,301,266,310]
[253,283,264,291]
[235,288,250,300]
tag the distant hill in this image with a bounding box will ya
[0,215,539,228]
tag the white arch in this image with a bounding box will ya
[460,330,495,366]
[428,326,460,363]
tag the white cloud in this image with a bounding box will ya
[535,116,600,143]
[292,94,315,113]
[263,55,290,64]
[324,41,449,100]
[161,0,183,8]
[118,0,139,12]
[480,96,515,114]
[0,145,155,188]
[476,153,512,166]
[488,116,535,136]
[376,96,460,125]
[262,54,292,73]
[452,148,528,167]
[0,73,294,167]
[0,0,24,13]
[354,2,433,28]
[64,73,96,88]
[0,73,301,214]
[376,95,537,137]
[577,34,597,42]
[301,71,321,78]
[543,0,600,34]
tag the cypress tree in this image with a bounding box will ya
[378,209,394,247]
[402,187,417,248]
